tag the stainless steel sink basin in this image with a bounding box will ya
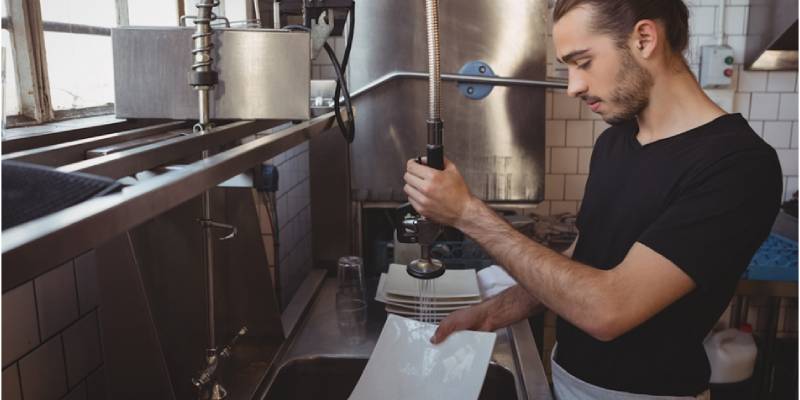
[262,356,518,400]
[254,277,550,400]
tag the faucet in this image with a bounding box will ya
[400,0,445,280]
[401,215,445,279]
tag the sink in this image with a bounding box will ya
[262,356,518,400]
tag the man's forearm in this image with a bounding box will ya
[481,285,544,330]
[456,198,614,338]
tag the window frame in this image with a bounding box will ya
[1,0,187,128]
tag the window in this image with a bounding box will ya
[181,0,248,27]
[129,0,179,26]
[40,0,116,28]
[2,8,20,119]
[40,0,116,111]
[223,0,248,26]
[43,32,114,111]
[3,0,250,127]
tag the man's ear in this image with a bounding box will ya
[631,19,659,59]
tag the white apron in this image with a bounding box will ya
[551,344,711,400]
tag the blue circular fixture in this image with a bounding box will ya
[458,61,496,100]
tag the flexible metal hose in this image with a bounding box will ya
[425,0,441,124]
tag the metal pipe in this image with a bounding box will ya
[349,71,567,100]
[2,121,190,167]
[198,90,211,129]
[189,2,223,395]
[1,119,172,154]
[273,0,281,29]
[201,189,216,347]
[57,120,277,179]
[253,0,262,27]
[3,111,343,293]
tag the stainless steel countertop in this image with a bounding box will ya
[271,276,552,400]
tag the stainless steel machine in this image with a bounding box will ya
[312,0,564,275]
[2,1,564,399]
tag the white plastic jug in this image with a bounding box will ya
[703,326,757,384]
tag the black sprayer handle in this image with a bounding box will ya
[426,144,444,171]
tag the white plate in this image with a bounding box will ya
[384,264,481,299]
[376,274,481,307]
[348,314,496,400]
[385,309,446,322]
[385,304,451,318]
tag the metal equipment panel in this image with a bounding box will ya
[349,0,548,202]
[112,27,311,120]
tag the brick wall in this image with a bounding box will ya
[2,252,106,400]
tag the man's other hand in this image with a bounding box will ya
[404,158,475,227]
[430,304,493,344]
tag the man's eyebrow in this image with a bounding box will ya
[558,49,590,64]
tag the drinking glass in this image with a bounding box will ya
[337,256,365,298]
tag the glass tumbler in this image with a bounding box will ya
[337,256,365,298]
[336,292,368,344]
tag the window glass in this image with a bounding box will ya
[39,1,116,111]
[2,29,20,117]
[2,3,19,119]
[129,0,179,26]
[44,32,114,110]
[40,0,116,27]
[182,0,240,26]
[224,0,248,25]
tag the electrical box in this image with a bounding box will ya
[700,45,735,89]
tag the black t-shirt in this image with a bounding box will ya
[555,113,783,396]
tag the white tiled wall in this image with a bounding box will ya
[2,252,105,400]
[258,35,346,306]
[267,142,313,306]
[540,0,799,217]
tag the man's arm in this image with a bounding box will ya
[432,284,544,343]
[431,234,574,343]
[405,159,695,342]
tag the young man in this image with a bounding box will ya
[403,0,783,398]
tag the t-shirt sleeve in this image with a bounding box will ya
[638,149,783,288]
[576,130,610,232]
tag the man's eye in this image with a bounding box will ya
[578,60,592,70]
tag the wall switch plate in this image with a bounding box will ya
[700,45,735,89]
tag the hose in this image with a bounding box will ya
[424,0,443,169]
[425,0,441,123]
[284,4,355,144]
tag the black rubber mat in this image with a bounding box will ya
[2,160,122,230]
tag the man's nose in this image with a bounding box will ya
[566,70,587,98]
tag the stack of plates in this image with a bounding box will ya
[376,264,482,322]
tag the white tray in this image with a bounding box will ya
[384,264,481,299]
[348,314,496,400]
[385,304,450,318]
[376,273,481,307]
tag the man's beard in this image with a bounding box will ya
[603,47,654,125]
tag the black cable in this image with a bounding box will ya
[334,4,355,143]
[322,41,354,143]
[284,8,355,143]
